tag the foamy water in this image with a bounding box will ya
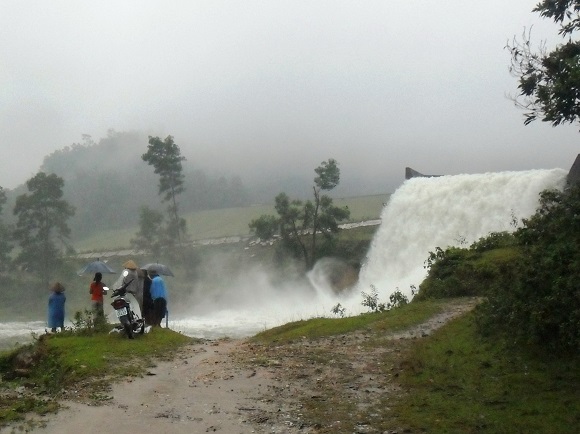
[356,169,568,301]
[0,321,47,350]
[0,168,567,347]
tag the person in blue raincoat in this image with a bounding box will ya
[149,267,167,327]
[48,282,66,332]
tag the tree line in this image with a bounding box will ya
[30,130,251,241]
[0,134,201,289]
[249,158,350,270]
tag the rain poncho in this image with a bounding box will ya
[48,291,66,329]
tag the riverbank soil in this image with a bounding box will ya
[2,298,478,434]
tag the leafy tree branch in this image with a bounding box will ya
[508,0,580,128]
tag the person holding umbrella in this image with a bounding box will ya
[89,272,107,322]
[149,266,168,327]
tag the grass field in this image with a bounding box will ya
[73,193,389,252]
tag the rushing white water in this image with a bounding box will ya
[356,168,568,300]
[0,168,568,347]
[0,321,47,350]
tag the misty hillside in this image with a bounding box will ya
[2,130,392,246]
[50,131,260,240]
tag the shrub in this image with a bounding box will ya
[331,303,346,317]
[469,231,516,252]
[66,309,109,336]
[361,285,386,312]
[476,186,580,355]
[386,288,409,310]
[416,233,522,302]
[361,285,408,312]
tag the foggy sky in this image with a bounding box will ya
[1,1,579,195]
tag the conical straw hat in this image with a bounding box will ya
[122,259,138,270]
[50,282,65,293]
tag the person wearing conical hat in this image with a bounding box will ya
[48,282,66,332]
[112,259,144,318]
[123,259,138,270]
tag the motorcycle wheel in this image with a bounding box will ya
[120,316,134,339]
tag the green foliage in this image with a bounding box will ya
[0,328,192,393]
[387,288,409,310]
[469,230,517,252]
[249,159,350,269]
[477,186,580,355]
[416,231,521,301]
[68,309,109,335]
[129,204,193,265]
[508,1,580,127]
[361,284,386,312]
[142,135,188,248]
[314,158,340,190]
[394,313,580,433]
[252,299,446,344]
[35,131,251,241]
[420,186,580,355]
[331,303,346,317]
[13,172,75,288]
[273,192,310,262]
[142,135,186,202]
[248,214,279,240]
[130,205,165,257]
[361,285,409,313]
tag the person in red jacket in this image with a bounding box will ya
[90,272,106,321]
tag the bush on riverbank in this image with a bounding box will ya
[416,185,580,356]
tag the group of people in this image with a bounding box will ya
[47,261,169,332]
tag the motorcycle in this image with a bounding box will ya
[107,278,145,339]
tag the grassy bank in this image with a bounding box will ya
[0,326,193,429]
[393,313,580,433]
[2,298,578,433]
[238,298,579,433]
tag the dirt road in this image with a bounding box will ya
[2,298,478,434]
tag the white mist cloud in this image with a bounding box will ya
[171,250,355,338]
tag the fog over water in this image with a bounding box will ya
[0,167,568,347]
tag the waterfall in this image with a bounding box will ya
[0,168,570,345]
[356,168,568,301]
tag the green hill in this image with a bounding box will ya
[73,193,389,252]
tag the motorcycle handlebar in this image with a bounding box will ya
[111,278,135,297]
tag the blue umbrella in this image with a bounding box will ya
[77,259,116,276]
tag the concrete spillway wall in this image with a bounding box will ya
[407,154,580,186]
[567,154,580,186]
